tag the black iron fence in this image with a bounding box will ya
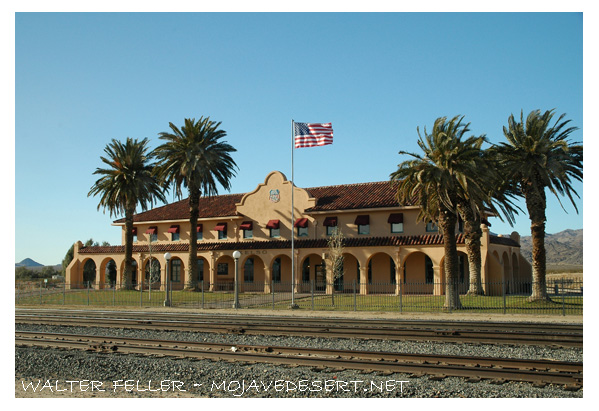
[15,279,583,315]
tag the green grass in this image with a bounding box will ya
[16,288,582,315]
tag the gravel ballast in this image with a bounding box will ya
[15,323,583,398]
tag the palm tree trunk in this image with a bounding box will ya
[524,185,549,301]
[439,206,462,310]
[123,201,135,290]
[457,204,484,296]
[186,186,200,290]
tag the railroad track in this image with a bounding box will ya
[15,309,583,347]
[15,331,583,389]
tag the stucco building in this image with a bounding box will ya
[66,171,531,295]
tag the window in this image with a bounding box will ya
[215,223,227,240]
[391,223,404,233]
[171,258,181,283]
[241,221,253,239]
[267,220,280,238]
[197,225,203,240]
[388,213,404,233]
[426,221,438,232]
[146,226,158,242]
[168,225,180,241]
[132,227,138,243]
[323,217,337,236]
[244,258,254,282]
[217,263,229,276]
[295,218,309,237]
[355,215,370,235]
[272,258,281,283]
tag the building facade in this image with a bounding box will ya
[67,171,531,295]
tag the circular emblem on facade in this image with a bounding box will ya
[269,189,280,203]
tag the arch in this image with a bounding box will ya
[512,252,522,293]
[240,254,266,292]
[366,252,396,294]
[169,257,183,290]
[195,256,210,286]
[118,259,138,287]
[99,257,117,287]
[82,258,96,287]
[300,253,325,292]
[401,251,434,294]
[270,254,292,292]
[341,252,360,292]
[502,251,511,293]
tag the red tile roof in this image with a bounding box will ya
[78,234,468,254]
[114,193,243,224]
[114,180,404,224]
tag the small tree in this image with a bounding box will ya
[327,227,345,305]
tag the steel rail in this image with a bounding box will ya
[15,314,583,347]
[15,308,583,334]
[15,331,583,388]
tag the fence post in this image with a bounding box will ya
[502,281,506,314]
[562,278,566,316]
[311,279,314,311]
[353,280,357,311]
[399,282,403,313]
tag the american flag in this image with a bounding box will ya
[293,122,333,148]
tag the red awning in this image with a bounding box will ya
[388,213,404,223]
[197,224,203,232]
[214,223,227,231]
[323,217,337,227]
[240,221,253,230]
[294,218,308,228]
[132,227,137,235]
[145,226,157,234]
[354,215,370,225]
[266,219,280,229]
[167,225,180,234]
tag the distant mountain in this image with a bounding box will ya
[519,229,583,266]
[15,258,44,267]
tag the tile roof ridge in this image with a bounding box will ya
[306,180,395,191]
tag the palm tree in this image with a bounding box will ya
[391,116,489,310]
[88,137,166,289]
[155,117,238,290]
[492,109,582,301]
[456,146,519,296]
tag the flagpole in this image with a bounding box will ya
[290,119,298,308]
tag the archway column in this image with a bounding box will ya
[264,266,272,293]
[394,261,402,296]
[94,266,101,290]
[359,265,368,295]
[433,265,442,295]
[209,252,216,291]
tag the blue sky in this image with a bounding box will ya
[14,12,584,265]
